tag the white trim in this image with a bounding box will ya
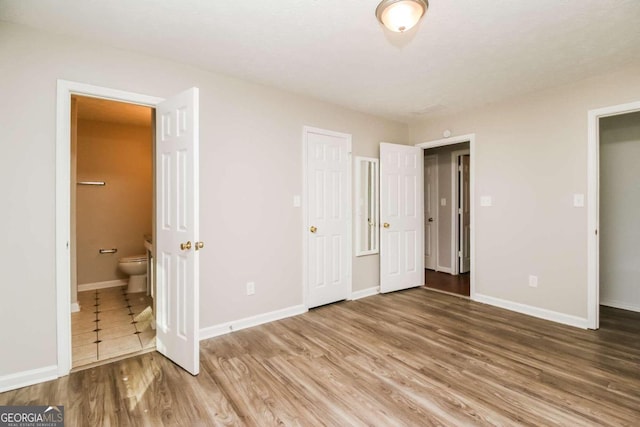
[0,365,58,393]
[475,293,589,329]
[70,302,80,313]
[350,286,380,300]
[199,304,308,340]
[416,134,476,299]
[302,126,353,309]
[587,100,640,330]
[600,300,640,313]
[435,266,452,274]
[451,149,470,275]
[78,279,128,292]
[56,80,163,378]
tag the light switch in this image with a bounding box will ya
[573,194,584,208]
[293,195,301,207]
[440,198,447,206]
[480,196,492,207]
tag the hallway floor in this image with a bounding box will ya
[72,286,155,369]
[425,269,470,296]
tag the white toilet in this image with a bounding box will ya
[118,255,147,293]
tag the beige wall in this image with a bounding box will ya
[599,111,640,311]
[410,64,640,319]
[424,142,469,271]
[0,22,407,377]
[76,119,153,285]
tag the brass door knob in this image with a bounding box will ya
[195,241,204,250]
[180,241,192,250]
[383,223,390,228]
[310,226,318,233]
[428,218,434,222]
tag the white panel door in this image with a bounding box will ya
[460,154,471,273]
[155,87,200,375]
[380,143,424,293]
[305,127,351,308]
[424,155,437,270]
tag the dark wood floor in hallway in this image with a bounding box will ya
[425,268,470,296]
[1,290,639,426]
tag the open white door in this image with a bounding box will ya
[305,127,351,308]
[380,143,424,293]
[155,88,200,375]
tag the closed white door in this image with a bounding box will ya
[380,143,424,293]
[424,155,437,270]
[460,154,471,273]
[305,127,351,308]
[155,88,200,375]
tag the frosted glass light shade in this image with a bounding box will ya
[375,0,428,32]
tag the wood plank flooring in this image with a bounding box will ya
[425,269,470,296]
[1,289,639,426]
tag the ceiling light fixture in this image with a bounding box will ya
[375,0,428,33]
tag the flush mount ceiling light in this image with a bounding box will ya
[375,0,428,33]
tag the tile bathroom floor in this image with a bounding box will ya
[72,286,155,369]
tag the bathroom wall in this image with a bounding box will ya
[599,111,640,312]
[76,119,153,286]
[423,142,469,272]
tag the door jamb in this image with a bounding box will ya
[301,126,353,309]
[56,80,163,376]
[451,149,470,275]
[424,154,439,271]
[416,134,476,299]
[587,100,640,330]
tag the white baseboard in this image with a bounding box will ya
[601,299,640,313]
[0,365,58,393]
[350,286,379,300]
[199,304,308,341]
[71,302,80,313]
[78,279,127,292]
[436,266,452,274]
[474,293,589,329]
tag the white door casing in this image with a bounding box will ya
[155,87,200,375]
[304,127,352,308]
[380,143,424,293]
[460,154,471,273]
[424,155,438,270]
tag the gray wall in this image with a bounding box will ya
[410,63,640,319]
[599,111,640,312]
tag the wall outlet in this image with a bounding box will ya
[528,275,538,288]
[246,281,255,295]
[440,198,447,206]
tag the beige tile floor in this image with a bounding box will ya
[72,286,155,368]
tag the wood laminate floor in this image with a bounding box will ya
[1,289,639,426]
[425,269,470,296]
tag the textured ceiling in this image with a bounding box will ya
[2,0,640,122]
[74,96,152,127]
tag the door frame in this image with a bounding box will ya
[416,134,476,299]
[301,126,352,308]
[56,80,163,376]
[423,154,439,271]
[451,149,470,275]
[587,100,640,330]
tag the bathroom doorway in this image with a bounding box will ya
[70,95,156,369]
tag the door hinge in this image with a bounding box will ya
[458,165,463,172]
[458,251,462,257]
[458,208,462,214]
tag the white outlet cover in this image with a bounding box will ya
[480,196,492,207]
[573,193,585,208]
[440,198,447,206]
[293,195,301,207]
[528,275,538,287]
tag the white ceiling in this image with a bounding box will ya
[2,0,640,123]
